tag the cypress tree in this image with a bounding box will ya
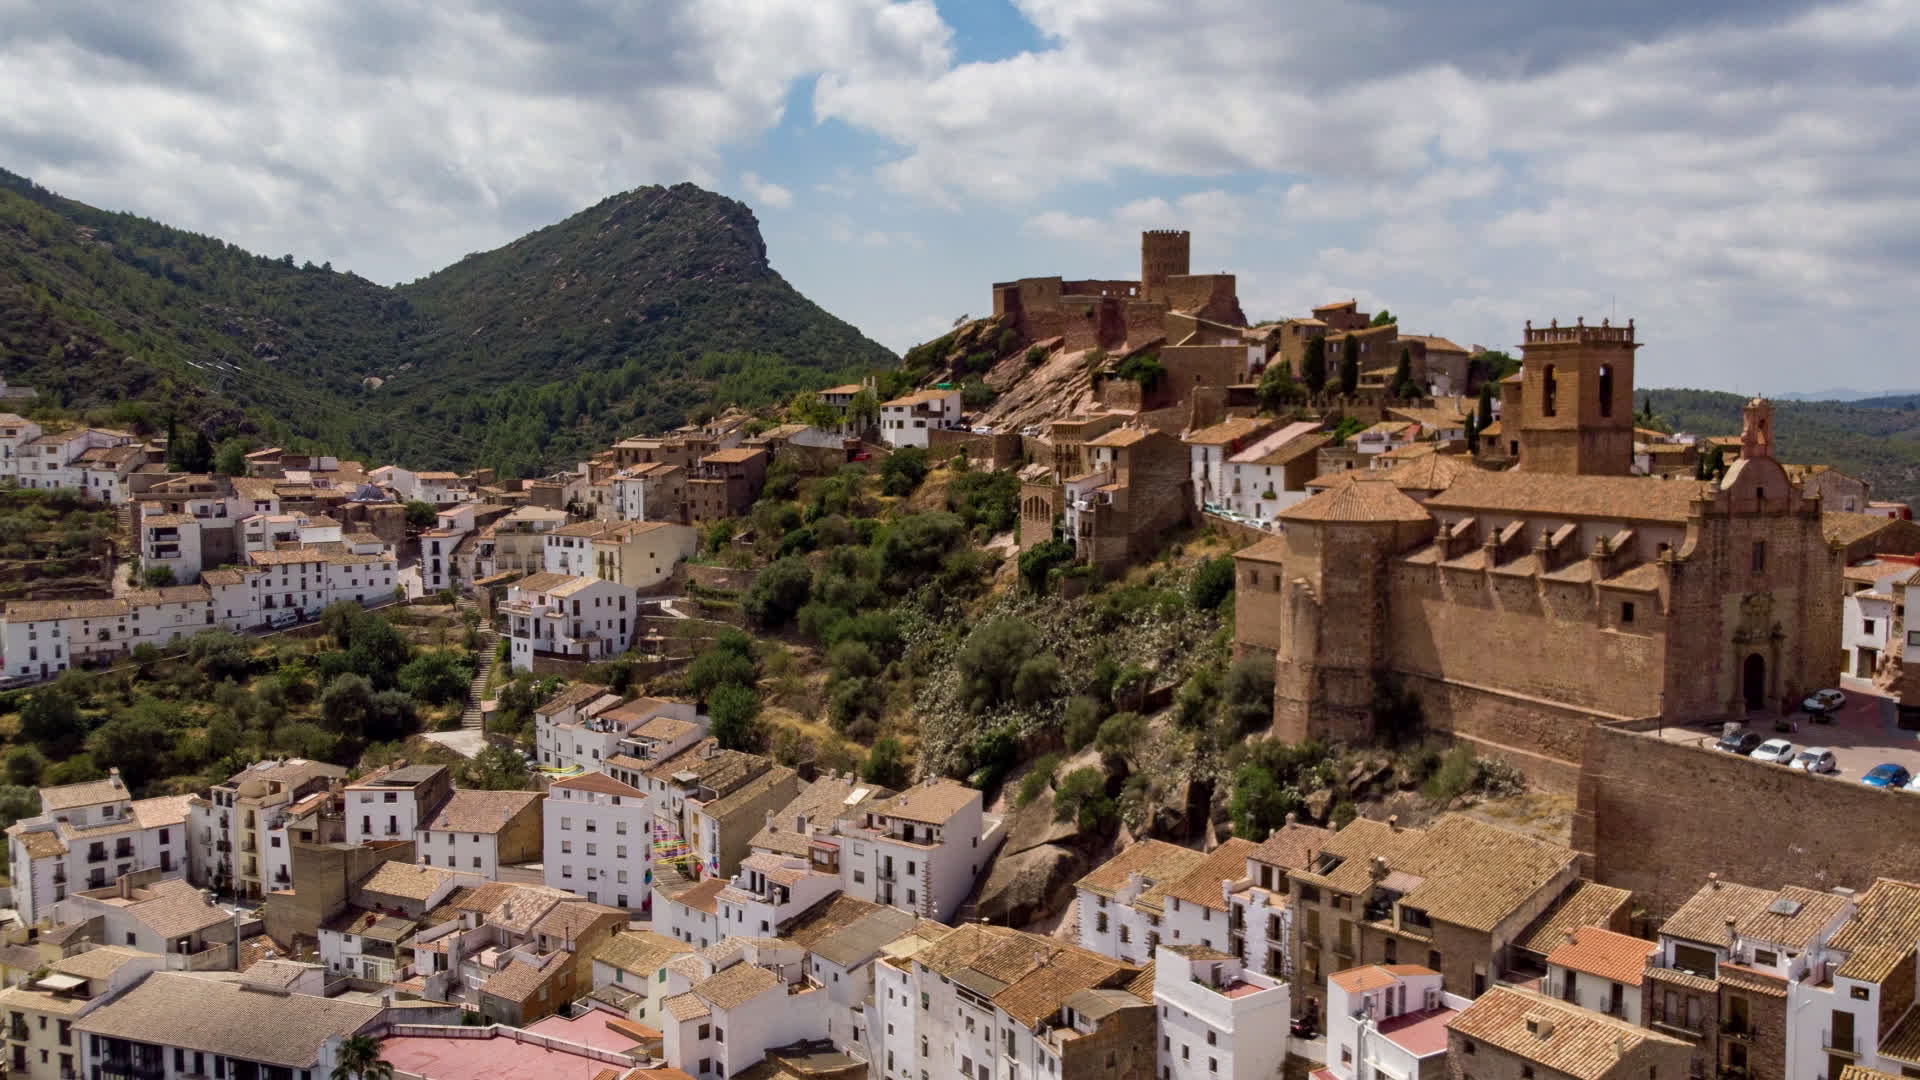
[1302,338,1327,396]
[1338,335,1360,397]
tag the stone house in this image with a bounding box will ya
[1447,985,1693,1080]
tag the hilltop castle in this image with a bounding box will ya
[1234,319,1843,788]
[991,229,1247,353]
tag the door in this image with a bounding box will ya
[1609,982,1624,1017]
[1563,971,1578,1003]
[1743,653,1766,712]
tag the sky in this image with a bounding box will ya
[2,0,1916,394]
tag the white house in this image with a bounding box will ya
[1076,839,1207,965]
[342,763,451,847]
[1154,944,1291,1080]
[140,512,204,584]
[660,953,832,1079]
[878,388,964,449]
[653,877,729,950]
[501,572,637,672]
[544,772,653,911]
[416,788,543,880]
[1842,559,1918,681]
[187,757,345,902]
[714,852,841,939]
[1184,418,1276,513]
[836,778,1001,922]
[0,414,45,481]
[1323,964,1464,1080]
[1540,926,1656,1025]
[536,691,703,772]
[1221,422,1332,523]
[5,770,192,924]
[590,929,696,1029]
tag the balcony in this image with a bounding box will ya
[1333,940,1355,958]
[9,1020,29,1042]
[1650,1005,1705,1039]
[1821,1030,1861,1057]
[1721,1019,1760,1041]
[86,847,107,863]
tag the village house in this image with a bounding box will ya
[1076,838,1209,965]
[836,778,1000,922]
[869,921,1156,1080]
[878,389,964,449]
[780,894,917,1052]
[659,944,832,1079]
[565,520,700,592]
[1155,943,1291,1080]
[0,947,161,1080]
[186,757,345,901]
[544,772,655,911]
[1219,422,1332,525]
[1186,417,1278,513]
[415,788,544,880]
[609,461,689,523]
[501,571,637,672]
[1286,814,1593,1020]
[343,763,452,847]
[642,739,803,881]
[1541,926,1658,1025]
[1323,964,1463,1080]
[589,927,695,1028]
[686,447,769,524]
[536,687,704,773]
[75,971,384,1080]
[1448,985,1693,1080]
[60,875,236,961]
[6,771,192,925]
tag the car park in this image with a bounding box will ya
[1803,688,1846,715]
[1749,738,1795,764]
[1861,763,1912,789]
[1716,728,1763,755]
[1791,747,1837,774]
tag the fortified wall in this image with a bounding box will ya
[1575,722,1920,917]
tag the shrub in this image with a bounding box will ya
[956,618,1040,711]
[1422,745,1482,802]
[1012,654,1064,707]
[141,565,176,588]
[1018,539,1075,593]
[1094,712,1147,770]
[709,682,764,752]
[1015,754,1062,807]
[1188,556,1235,611]
[880,447,930,497]
[1053,768,1116,831]
[1230,761,1299,841]
[960,379,996,409]
[1063,696,1104,751]
[398,651,471,706]
[687,638,757,699]
[1223,655,1275,733]
[743,557,813,629]
[864,736,911,788]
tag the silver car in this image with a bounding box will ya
[1792,747,1838,774]
[1749,738,1795,764]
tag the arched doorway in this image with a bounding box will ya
[1743,653,1767,713]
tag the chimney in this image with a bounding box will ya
[1387,814,1399,831]
[109,768,124,790]
[1284,812,1297,827]
[1563,930,1578,947]
[1708,872,1720,890]
[1369,855,1389,882]
[119,876,134,900]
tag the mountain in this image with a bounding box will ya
[1644,388,1920,506]
[0,170,894,474]
[1773,389,1920,403]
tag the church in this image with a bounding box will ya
[1233,318,1843,789]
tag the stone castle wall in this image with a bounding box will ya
[1575,722,1920,917]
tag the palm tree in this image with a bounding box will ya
[331,1034,393,1080]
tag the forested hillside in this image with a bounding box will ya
[0,171,894,475]
[1645,388,1920,505]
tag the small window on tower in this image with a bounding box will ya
[1598,365,1614,417]
[1542,365,1558,417]
[1622,602,1635,625]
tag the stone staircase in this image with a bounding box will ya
[456,594,498,732]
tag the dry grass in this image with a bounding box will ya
[1464,790,1576,847]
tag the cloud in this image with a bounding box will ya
[740,171,794,209]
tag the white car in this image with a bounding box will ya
[1792,747,1838,774]
[1802,689,1846,714]
[1749,738,1796,764]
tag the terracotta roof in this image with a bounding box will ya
[1449,986,1690,1080]
[551,771,646,799]
[1424,471,1709,525]
[703,448,765,464]
[358,861,456,902]
[1382,452,1480,493]
[1076,840,1208,900]
[670,878,729,915]
[1280,478,1432,525]
[694,962,780,1010]
[1159,839,1259,912]
[76,971,380,1068]
[1250,821,1335,873]
[1516,881,1634,955]
[1839,1067,1904,1080]
[882,389,958,408]
[1234,535,1288,564]
[480,951,565,1003]
[1882,1007,1920,1065]
[663,991,711,1021]
[1659,880,1850,950]
[1232,429,1332,468]
[13,829,67,858]
[39,777,128,811]
[1185,418,1274,447]
[876,779,979,826]
[116,878,232,938]
[994,947,1129,1026]
[595,930,692,975]
[1088,426,1151,448]
[50,945,151,981]
[483,885,573,935]
[533,900,626,943]
[513,571,581,595]
[535,682,612,717]
[752,778,891,857]
[1295,815,1575,933]
[421,789,542,834]
[1828,878,1920,983]
[1330,964,1436,994]
[1545,927,1656,986]
[1824,512,1911,548]
[248,548,327,566]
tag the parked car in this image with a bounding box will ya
[1791,747,1838,774]
[1861,763,1913,789]
[1716,728,1763,755]
[1803,688,1846,715]
[1749,738,1795,764]
[267,610,300,629]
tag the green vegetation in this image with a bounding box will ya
[1115,352,1167,391]
[1646,389,1920,505]
[1302,338,1327,396]
[0,171,894,475]
[1338,336,1360,397]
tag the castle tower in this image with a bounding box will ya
[1140,229,1190,303]
[1515,317,1639,476]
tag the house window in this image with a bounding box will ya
[1752,541,1767,573]
[1541,365,1557,416]
[1865,619,1876,636]
[1851,986,1871,1001]
[1622,602,1635,625]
